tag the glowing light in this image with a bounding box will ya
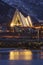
[27,16,32,27]
[23,50,32,60]
[10,22,15,27]
[9,50,32,60]
[10,10,33,27]
[35,26,41,29]
[25,17,30,26]
[9,51,19,60]
[19,12,27,27]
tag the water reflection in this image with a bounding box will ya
[0,52,9,60]
[0,49,43,61]
[9,50,32,60]
[40,51,43,59]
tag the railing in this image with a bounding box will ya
[0,26,43,42]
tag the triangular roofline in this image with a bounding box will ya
[10,9,33,27]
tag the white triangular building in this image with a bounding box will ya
[10,9,33,27]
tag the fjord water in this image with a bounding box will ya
[0,48,43,65]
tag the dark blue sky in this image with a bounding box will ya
[1,0,43,20]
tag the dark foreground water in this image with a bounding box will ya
[0,48,43,65]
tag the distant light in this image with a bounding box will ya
[9,51,19,60]
[10,23,15,27]
[35,26,41,29]
[9,50,32,60]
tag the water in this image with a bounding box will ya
[0,48,43,65]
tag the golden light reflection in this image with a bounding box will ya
[9,50,32,60]
[9,51,19,60]
[23,50,32,60]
